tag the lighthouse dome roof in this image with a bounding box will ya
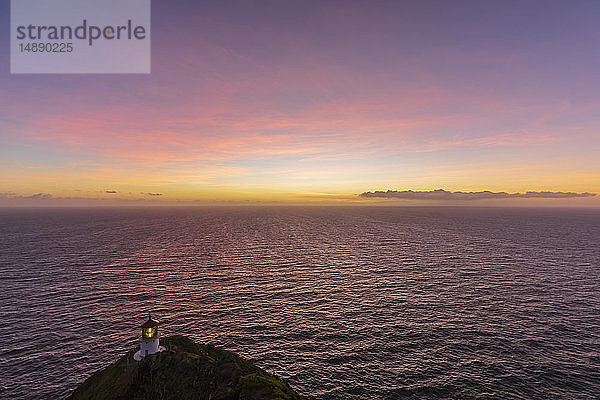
[141,315,159,328]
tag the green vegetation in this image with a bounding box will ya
[68,335,304,400]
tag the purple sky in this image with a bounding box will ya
[1,0,599,205]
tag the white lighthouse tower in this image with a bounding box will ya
[134,314,166,361]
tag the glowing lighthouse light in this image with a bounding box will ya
[134,314,166,361]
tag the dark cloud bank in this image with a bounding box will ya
[359,189,596,200]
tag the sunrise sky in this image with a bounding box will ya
[1,0,599,206]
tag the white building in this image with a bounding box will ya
[133,315,166,361]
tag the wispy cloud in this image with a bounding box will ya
[359,189,596,200]
[0,192,54,200]
[2,0,600,201]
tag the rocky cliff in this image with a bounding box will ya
[68,335,304,400]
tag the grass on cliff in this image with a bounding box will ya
[68,335,304,400]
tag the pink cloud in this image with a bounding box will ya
[3,34,579,169]
[18,81,566,168]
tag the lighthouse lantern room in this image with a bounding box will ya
[134,314,166,361]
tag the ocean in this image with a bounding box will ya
[0,206,599,399]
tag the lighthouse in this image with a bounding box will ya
[133,315,166,361]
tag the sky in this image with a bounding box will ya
[1,0,599,206]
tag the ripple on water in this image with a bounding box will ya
[0,206,599,399]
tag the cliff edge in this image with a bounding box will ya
[67,335,304,400]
